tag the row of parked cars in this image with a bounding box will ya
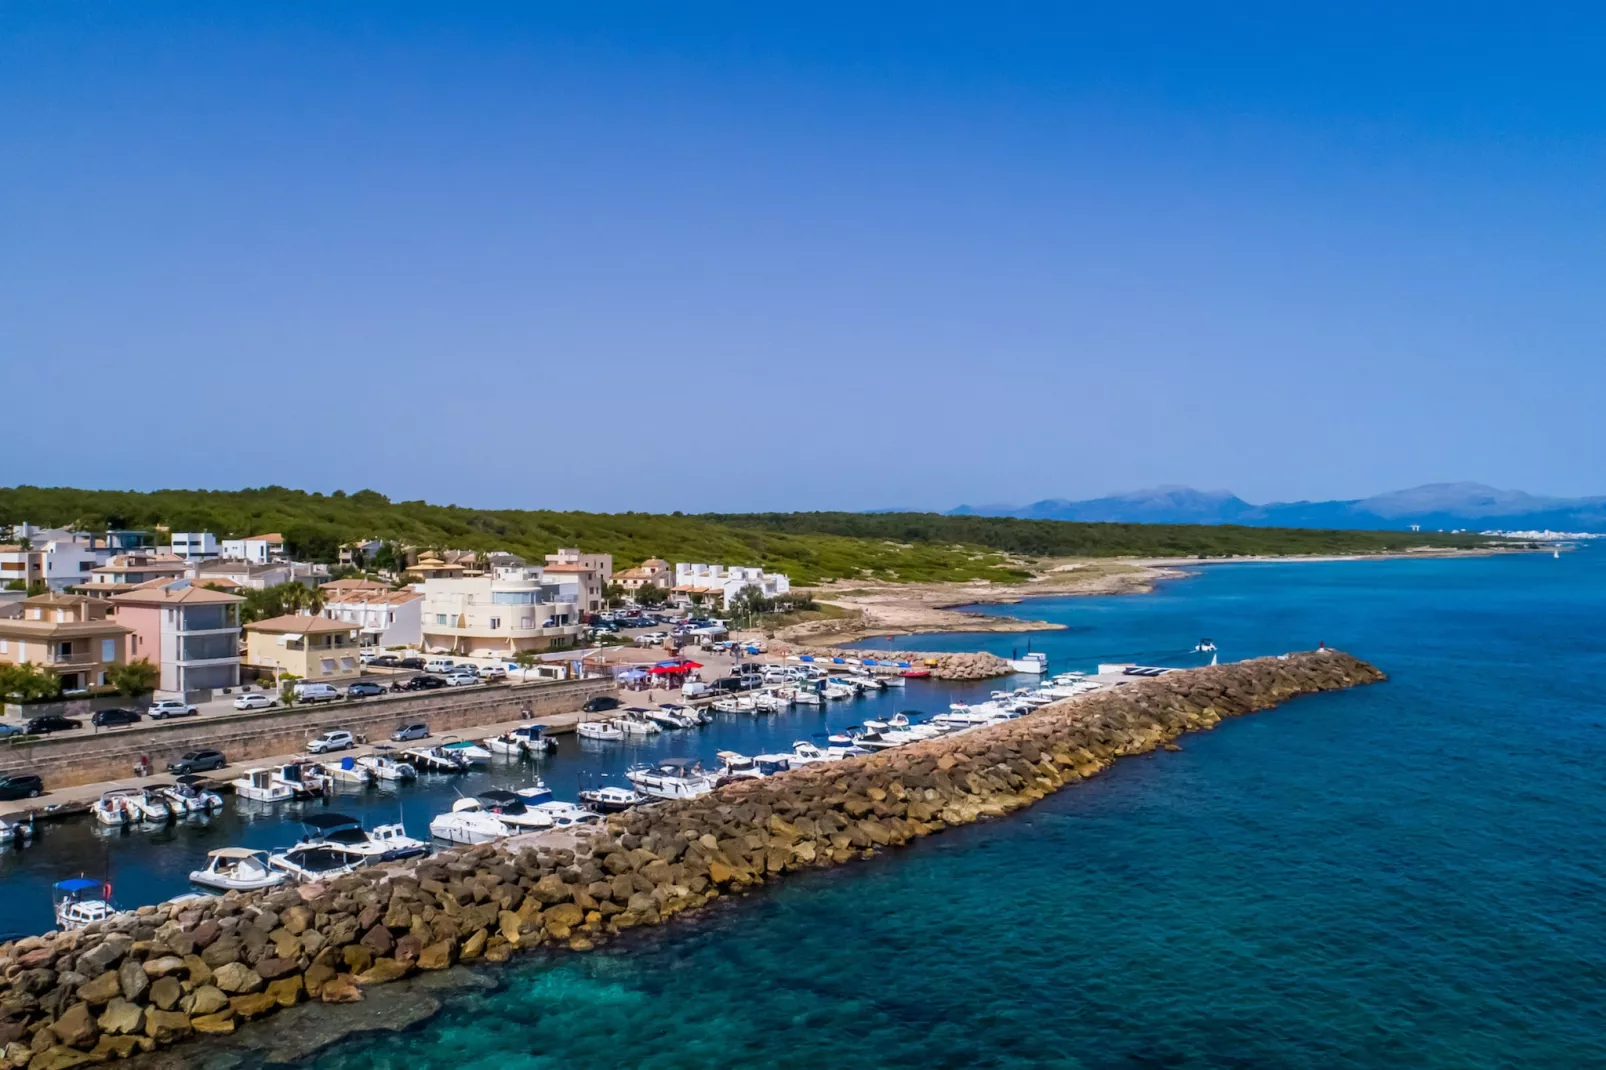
[0,696,203,737]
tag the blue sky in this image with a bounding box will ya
[3,3,1603,512]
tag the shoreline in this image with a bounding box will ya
[787,546,1544,644]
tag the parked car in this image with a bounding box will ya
[293,683,342,704]
[345,681,385,698]
[367,654,400,668]
[0,773,43,800]
[423,658,456,674]
[306,730,355,754]
[0,723,26,738]
[148,699,197,719]
[581,695,620,713]
[90,708,142,728]
[480,666,507,681]
[443,672,479,687]
[233,693,277,710]
[391,722,430,742]
[397,657,427,670]
[25,714,81,734]
[402,674,446,691]
[167,749,226,775]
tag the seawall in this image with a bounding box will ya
[0,678,616,791]
[0,651,1383,1068]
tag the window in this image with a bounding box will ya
[101,639,116,662]
[57,641,73,658]
[0,639,7,654]
[321,658,335,673]
[489,617,501,630]
[435,614,448,625]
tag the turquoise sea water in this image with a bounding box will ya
[224,553,1606,1065]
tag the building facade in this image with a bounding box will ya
[77,552,192,598]
[672,563,791,608]
[321,588,423,648]
[0,533,103,593]
[0,593,133,692]
[243,614,362,683]
[543,548,613,615]
[167,532,221,562]
[612,557,671,596]
[418,569,582,657]
[110,580,244,695]
[221,533,285,564]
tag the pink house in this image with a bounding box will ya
[110,579,244,695]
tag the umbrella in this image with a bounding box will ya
[648,664,683,676]
[617,668,649,681]
[678,660,703,670]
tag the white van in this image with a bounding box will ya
[294,682,343,704]
[423,658,456,674]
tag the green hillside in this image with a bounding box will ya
[0,486,1507,586]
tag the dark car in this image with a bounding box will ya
[397,657,427,671]
[367,655,400,668]
[581,695,620,713]
[391,722,430,742]
[167,749,226,775]
[346,681,386,698]
[405,675,446,691]
[25,715,81,735]
[0,773,43,800]
[90,708,143,728]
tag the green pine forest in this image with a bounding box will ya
[0,485,1507,587]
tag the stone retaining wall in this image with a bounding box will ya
[0,678,616,791]
[0,651,1382,1068]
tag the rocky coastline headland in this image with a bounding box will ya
[0,651,1384,1069]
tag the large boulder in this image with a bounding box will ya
[49,1003,98,1050]
[95,998,143,1037]
[211,962,263,995]
[143,1009,192,1045]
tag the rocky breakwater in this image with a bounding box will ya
[809,647,1014,679]
[0,651,1382,1069]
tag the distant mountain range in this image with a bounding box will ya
[949,483,1606,532]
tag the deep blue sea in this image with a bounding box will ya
[27,551,1606,1067]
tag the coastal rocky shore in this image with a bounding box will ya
[802,648,1017,680]
[0,651,1383,1069]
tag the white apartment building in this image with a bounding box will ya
[672,563,791,608]
[322,588,422,649]
[0,531,104,593]
[542,548,613,615]
[221,533,285,564]
[167,532,220,562]
[419,568,582,657]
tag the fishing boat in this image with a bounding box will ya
[440,737,492,766]
[429,800,516,845]
[232,767,296,803]
[268,843,368,882]
[577,719,624,742]
[578,784,645,813]
[1006,651,1049,674]
[91,789,142,826]
[52,878,116,931]
[291,813,431,862]
[357,749,417,782]
[628,758,720,800]
[189,848,287,892]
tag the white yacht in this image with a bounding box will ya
[292,813,431,862]
[357,750,417,781]
[646,708,689,730]
[464,790,555,832]
[787,741,834,765]
[429,800,516,845]
[627,758,721,801]
[313,756,375,788]
[189,848,287,892]
[403,746,471,773]
[716,751,762,780]
[52,878,116,931]
[532,801,602,827]
[618,711,662,736]
[577,720,624,742]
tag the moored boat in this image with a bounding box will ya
[357,749,418,781]
[52,878,116,931]
[189,848,286,892]
[578,784,645,813]
[577,719,624,742]
[628,758,720,800]
[267,843,368,882]
[291,813,431,863]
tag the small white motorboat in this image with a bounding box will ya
[52,878,116,931]
[91,790,142,826]
[429,800,516,845]
[131,789,175,823]
[531,801,601,827]
[792,688,822,706]
[268,843,368,882]
[0,814,35,846]
[578,784,645,813]
[403,746,471,773]
[463,790,554,831]
[314,756,376,788]
[440,737,492,766]
[511,778,553,804]
[1005,651,1049,674]
[577,720,624,742]
[160,777,225,815]
[646,708,689,730]
[189,848,287,892]
[357,750,417,782]
[291,813,430,862]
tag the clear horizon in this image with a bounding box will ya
[5,4,1602,512]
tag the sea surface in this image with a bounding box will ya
[28,551,1606,1067]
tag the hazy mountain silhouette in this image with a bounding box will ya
[949,482,1606,531]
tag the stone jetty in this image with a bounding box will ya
[808,647,1015,679]
[0,651,1382,1069]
